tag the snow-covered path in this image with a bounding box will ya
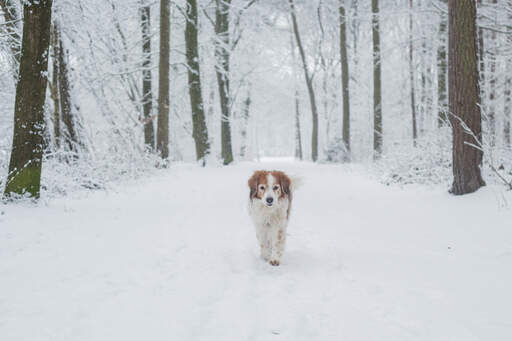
[1,161,512,340]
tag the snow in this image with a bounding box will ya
[1,160,512,340]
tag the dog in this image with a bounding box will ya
[248,170,294,266]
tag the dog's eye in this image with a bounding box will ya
[259,185,265,191]
[273,185,279,191]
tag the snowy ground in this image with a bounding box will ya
[1,160,512,340]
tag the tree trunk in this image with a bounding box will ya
[215,0,233,165]
[141,0,155,151]
[4,0,53,199]
[477,0,485,112]
[339,0,351,157]
[55,21,79,155]
[504,0,512,148]
[372,0,382,159]
[239,88,251,159]
[0,0,21,77]
[289,0,319,162]
[437,0,448,127]
[408,0,417,146]
[294,89,303,160]
[157,0,170,160]
[185,0,210,163]
[448,0,485,195]
[49,23,60,149]
[487,0,497,147]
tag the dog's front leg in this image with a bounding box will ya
[269,226,286,266]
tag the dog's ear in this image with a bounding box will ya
[279,172,291,197]
[248,171,261,199]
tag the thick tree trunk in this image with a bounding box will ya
[448,0,485,195]
[141,0,155,151]
[437,0,448,127]
[372,0,382,159]
[4,0,53,198]
[339,0,351,157]
[215,0,233,165]
[408,0,417,146]
[289,0,319,162]
[185,0,210,163]
[0,0,21,76]
[157,0,170,160]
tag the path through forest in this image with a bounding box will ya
[1,160,512,340]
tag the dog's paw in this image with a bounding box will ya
[269,259,280,266]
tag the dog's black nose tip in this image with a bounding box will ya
[266,197,274,204]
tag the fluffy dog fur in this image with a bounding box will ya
[248,170,294,266]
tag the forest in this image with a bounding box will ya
[0,0,510,198]
[1,1,512,340]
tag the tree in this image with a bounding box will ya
[339,0,351,157]
[0,0,21,76]
[289,0,319,162]
[185,0,210,162]
[141,0,155,151]
[215,0,234,165]
[487,0,498,147]
[448,0,485,195]
[437,0,448,126]
[408,0,417,145]
[4,0,53,198]
[372,0,382,159]
[157,0,170,160]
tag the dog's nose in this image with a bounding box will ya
[266,197,273,204]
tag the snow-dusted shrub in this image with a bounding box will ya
[324,136,350,163]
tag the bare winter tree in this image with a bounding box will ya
[372,0,382,159]
[141,0,155,151]
[437,0,448,127]
[157,0,170,161]
[185,0,210,163]
[339,0,351,158]
[448,0,485,195]
[0,0,21,77]
[408,0,417,146]
[289,0,319,162]
[4,0,53,198]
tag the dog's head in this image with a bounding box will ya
[248,170,291,207]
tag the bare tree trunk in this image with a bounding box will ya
[215,0,233,165]
[448,0,485,195]
[372,0,382,159]
[289,0,319,162]
[504,0,512,148]
[239,87,251,159]
[49,24,60,149]
[141,0,155,151]
[0,0,21,77]
[289,26,303,161]
[408,0,417,146]
[477,0,485,113]
[4,0,53,199]
[185,0,210,163]
[339,0,351,157]
[487,0,497,147]
[157,0,170,161]
[437,0,448,127]
[54,21,79,155]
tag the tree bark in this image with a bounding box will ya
[141,0,155,151]
[437,0,448,127]
[448,0,485,195]
[339,0,351,157]
[185,0,210,163]
[289,0,319,162]
[4,0,53,198]
[372,0,382,159]
[408,0,417,146]
[215,0,233,165]
[157,0,170,160]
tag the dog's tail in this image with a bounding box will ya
[289,175,303,191]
